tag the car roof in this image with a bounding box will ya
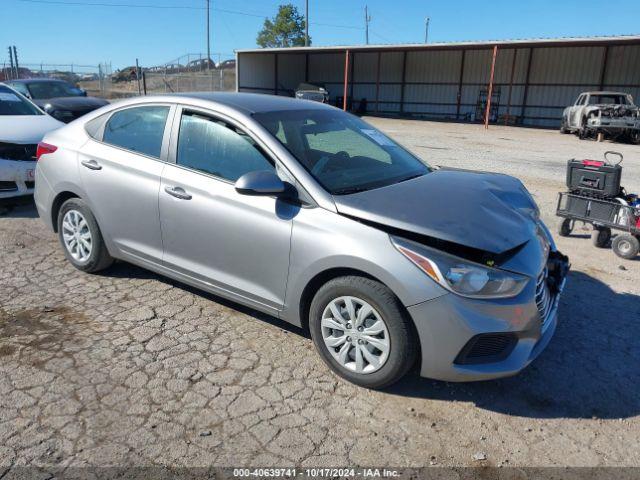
[170,92,332,114]
[583,91,630,96]
[8,78,67,84]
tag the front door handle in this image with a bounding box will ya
[164,186,192,200]
[81,159,102,170]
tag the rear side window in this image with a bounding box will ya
[0,85,43,116]
[176,112,273,182]
[103,106,169,158]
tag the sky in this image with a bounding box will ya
[2,0,640,70]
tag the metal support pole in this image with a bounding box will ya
[424,17,430,44]
[484,45,498,129]
[274,53,278,95]
[365,6,370,45]
[505,48,517,125]
[399,50,407,114]
[375,51,381,113]
[521,48,534,124]
[142,71,147,95]
[305,0,309,46]
[456,49,465,120]
[8,47,15,80]
[12,46,19,78]
[206,0,211,71]
[343,50,349,111]
[599,45,610,90]
[135,58,142,96]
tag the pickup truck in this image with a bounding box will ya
[561,91,640,143]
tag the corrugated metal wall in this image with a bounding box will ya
[238,42,640,127]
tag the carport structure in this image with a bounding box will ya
[236,35,640,128]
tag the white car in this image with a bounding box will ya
[0,84,63,199]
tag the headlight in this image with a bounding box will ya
[391,237,529,299]
[50,110,74,121]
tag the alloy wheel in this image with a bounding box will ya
[320,296,390,374]
[62,210,92,262]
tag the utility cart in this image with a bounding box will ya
[556,152,640,259]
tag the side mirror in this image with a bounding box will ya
[235,170,285,196]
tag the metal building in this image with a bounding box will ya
[236,35,640,127]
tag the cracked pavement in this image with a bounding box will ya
[1,120,639,474]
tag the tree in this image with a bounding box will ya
[257,4,309,48]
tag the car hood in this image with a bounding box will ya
[0,115,64,144]
[34,96,109,111]
[333,169,540,255]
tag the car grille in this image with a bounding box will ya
[535,267,553,326]
[0,181,18,192]
[0,142,37,161]
[454,333,518,365]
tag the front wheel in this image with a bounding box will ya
[57,198,114,273]
[612,234,640,260]
[309,276,416,389]
[591,227,611,248]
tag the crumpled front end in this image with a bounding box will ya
[406,221,569,382]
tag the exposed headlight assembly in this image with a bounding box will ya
[391,236,529,299]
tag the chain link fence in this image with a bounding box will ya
[2,54,236,100]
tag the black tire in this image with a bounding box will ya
[57,198,114,273]
[559,117,570,134]
[628,130,640,145]
[309,276,417,389]
[612,234,640,260]
[558,218,572,237]
[591,227,611,248]
[578,117,590,140]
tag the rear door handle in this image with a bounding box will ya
[164,186,192,200]
[81,159,102,170]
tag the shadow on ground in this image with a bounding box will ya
[389,270,640,420]
[13,200,639,419]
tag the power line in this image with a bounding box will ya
[16,0,363,28]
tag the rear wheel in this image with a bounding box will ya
[612,234,640,260]
[309,276,416,389]
[558,218,573,237]
[591,226,611,248]
[560,117,570,134]
[57,198,113,273]
[628,130,640,145]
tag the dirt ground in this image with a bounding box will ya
[0,119,638,475]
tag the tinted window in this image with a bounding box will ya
[103,106,169,158]
[254,109,430,195]
[0,85,43,116]
[25,81,83,99]
[177,112,273,182]
[8,82,30,97]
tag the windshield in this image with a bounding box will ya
[254,109,430,194]
[0,85,43,116]
[26,81,84,100]
[589,94,628,105]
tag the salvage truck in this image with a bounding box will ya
[560,91,640,143]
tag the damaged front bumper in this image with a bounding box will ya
[408,250,569,382]
[0,159,37,198]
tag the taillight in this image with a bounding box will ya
[36,142,57,160]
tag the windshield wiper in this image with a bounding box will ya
[332,186,372,195]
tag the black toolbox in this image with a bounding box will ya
[566,158,622,198]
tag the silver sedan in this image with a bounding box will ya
[34,93,569,388]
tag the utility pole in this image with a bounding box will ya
[305,0,309,46]
[364,6,371,45]
[13,46,19,78]
[8,47,15,80]
[206,0,211,70]
[424,17,430,44]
